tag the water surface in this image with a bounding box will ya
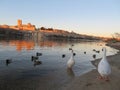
[0,39,118,90]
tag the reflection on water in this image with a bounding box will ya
[0,40,35,51]
[0,39,119,71]
[67,68,75,78]
[0,39,68,51]
[33,60,42,67]
[0,39,119,90]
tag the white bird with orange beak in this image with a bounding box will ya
[67,49,75,69]
[98,47,111,81]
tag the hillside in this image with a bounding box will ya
[37,28,101,40]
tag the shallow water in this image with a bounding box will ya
[0,39,118,90]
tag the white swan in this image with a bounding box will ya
[67,50,75,69]
[98,47,111,81]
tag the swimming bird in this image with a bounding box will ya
[31,56,39,61]
[73,53,76,56]
[98,47,111,81]
[69,48,72,50]
[84,51,86,54]
[62,54,66,58]
[36,52,42,56]
[67,50,75,69]
[96,50,100,53]
[93,49,96,52]
[71,44,74,47]
[69,44,74,50]
[6,59,12,66]
[92,54,96,59]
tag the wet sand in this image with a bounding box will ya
[0,42,120,90]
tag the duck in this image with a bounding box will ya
[96,50,100,53]
[98,47,111,81]
[73,53,76,56]
[84,51,86,54]
[67,50,75,69]
[93,49,96,52]
[31,56,39,61]
[69,48,72,50]
[62,54,66,58]
[36,52,42,56]
[6,59,12,66]
[93,54,96,59]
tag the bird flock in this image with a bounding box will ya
[5,44,111,81]
[31,52,42,66]
[5,52,43,67]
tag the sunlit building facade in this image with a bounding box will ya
[0,19,36,31]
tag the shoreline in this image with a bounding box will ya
[61,42,120,90]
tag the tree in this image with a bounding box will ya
[113,33,120,41]
[110,33,120,42]
[40,27,46,30]
[48,28,53,31]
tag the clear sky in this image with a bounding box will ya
[0,0,120,37]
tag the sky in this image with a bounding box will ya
[0,0,120,37]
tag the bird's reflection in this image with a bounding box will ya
[34,60,42,67]
[91,61,98,68]
[67,68,75,78]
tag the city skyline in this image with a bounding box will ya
[0,0,120,37]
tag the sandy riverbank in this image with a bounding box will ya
[61,42,120,90]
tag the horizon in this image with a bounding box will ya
[0,0,120,37]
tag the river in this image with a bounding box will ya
[0,39,118,90]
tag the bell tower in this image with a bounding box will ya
[18,19,22,27]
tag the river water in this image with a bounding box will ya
[0,39,118,90]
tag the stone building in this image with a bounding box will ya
[0,19,36,31]
[17,19,36,31]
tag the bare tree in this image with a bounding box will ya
[110,33,120,42]
[112,33,120,41]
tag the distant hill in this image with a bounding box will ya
[0,27,101,41]
[36,28,101,41]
